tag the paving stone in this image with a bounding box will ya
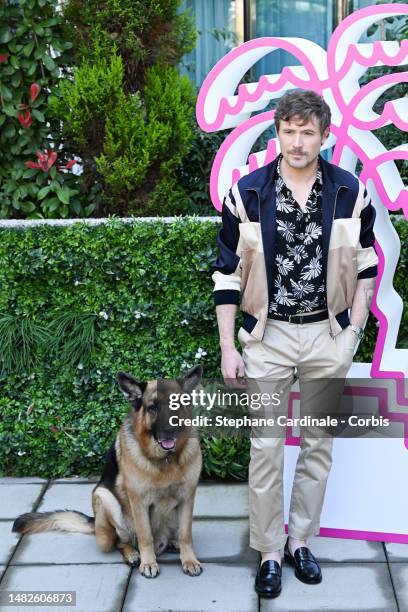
[260,563,397,612]
[194,483,248,518]
[37,483,95,515]
[0,564,129,612]
[11,518,256,566]
[10,531,122,565]
[0,478,47,484]
[307,535,386,562]
[0,484,45,520]
[389,563,408,611]
[53,477,98,483]
[123,562,257,612]
[385,542,408,562]
[190,519,256,563]
[0,521,21,564]
[159,519,257,564]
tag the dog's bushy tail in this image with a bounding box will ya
[12,510,95,535]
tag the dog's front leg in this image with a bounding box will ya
[178,493,202,576]
[127,492,159,578]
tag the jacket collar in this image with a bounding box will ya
[243,154,347,196]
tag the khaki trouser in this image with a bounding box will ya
[238,318,357,552]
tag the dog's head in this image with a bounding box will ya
[117,366,203,457]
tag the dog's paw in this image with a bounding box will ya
[124,550,140,567]
[182,559,202,576]
[139,560,160,578]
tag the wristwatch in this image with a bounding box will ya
[349,324,364,341]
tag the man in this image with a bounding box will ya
[212,90,378,598]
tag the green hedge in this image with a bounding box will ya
[0,217,406,480]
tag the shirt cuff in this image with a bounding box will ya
[214,289,240,306]
[357,265,377,279]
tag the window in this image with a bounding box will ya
[250,0,333,78]
[180,0,368,86]
[179,0,238,87]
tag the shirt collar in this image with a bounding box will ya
[276,154,322,187]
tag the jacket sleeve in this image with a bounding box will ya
[211,187,242,306]
[357,186,378,279]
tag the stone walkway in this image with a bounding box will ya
[0,478,406,612]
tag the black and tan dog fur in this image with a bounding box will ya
[12,366,203,578]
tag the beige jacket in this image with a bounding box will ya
[212,155,378,339]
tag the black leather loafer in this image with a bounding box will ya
[254,560,282,598]
[284,539,322,584]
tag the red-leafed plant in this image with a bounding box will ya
[25,150,58,172]
[26,149,77,173]
[0,0,91,219]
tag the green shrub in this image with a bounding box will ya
[143,175,191,216]
[48,0,198,216]
[51,53,125,153]
[176,124,228,216]
[0,218,406,480]
[63,0,196,80]
[53,57,196,215]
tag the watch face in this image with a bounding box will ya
[351,326,363,340]
[353,325,364,340]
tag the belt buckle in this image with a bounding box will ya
[298,315,304,324]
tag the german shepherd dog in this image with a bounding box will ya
[12,366,203,578]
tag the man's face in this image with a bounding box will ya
[277,115,329,170]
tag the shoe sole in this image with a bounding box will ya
[284,553,322,585]
[254,586,282,598]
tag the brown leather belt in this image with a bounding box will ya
[268,310,328,324]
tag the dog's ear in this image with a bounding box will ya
[178,365,203,393]
[117,372,147,411]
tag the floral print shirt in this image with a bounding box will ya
[268,156,327,316]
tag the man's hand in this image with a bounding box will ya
[221,344,246,388]
[215,304,246,387]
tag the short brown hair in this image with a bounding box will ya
[274,90,331,135]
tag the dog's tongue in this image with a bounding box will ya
[160,438,176,450]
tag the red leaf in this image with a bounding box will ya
[0,54,8,63]
[46,150,57,171]
[35,149,58,172]
[25,161,40,169]
[17,110,33,128]
[29,83,40,103]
